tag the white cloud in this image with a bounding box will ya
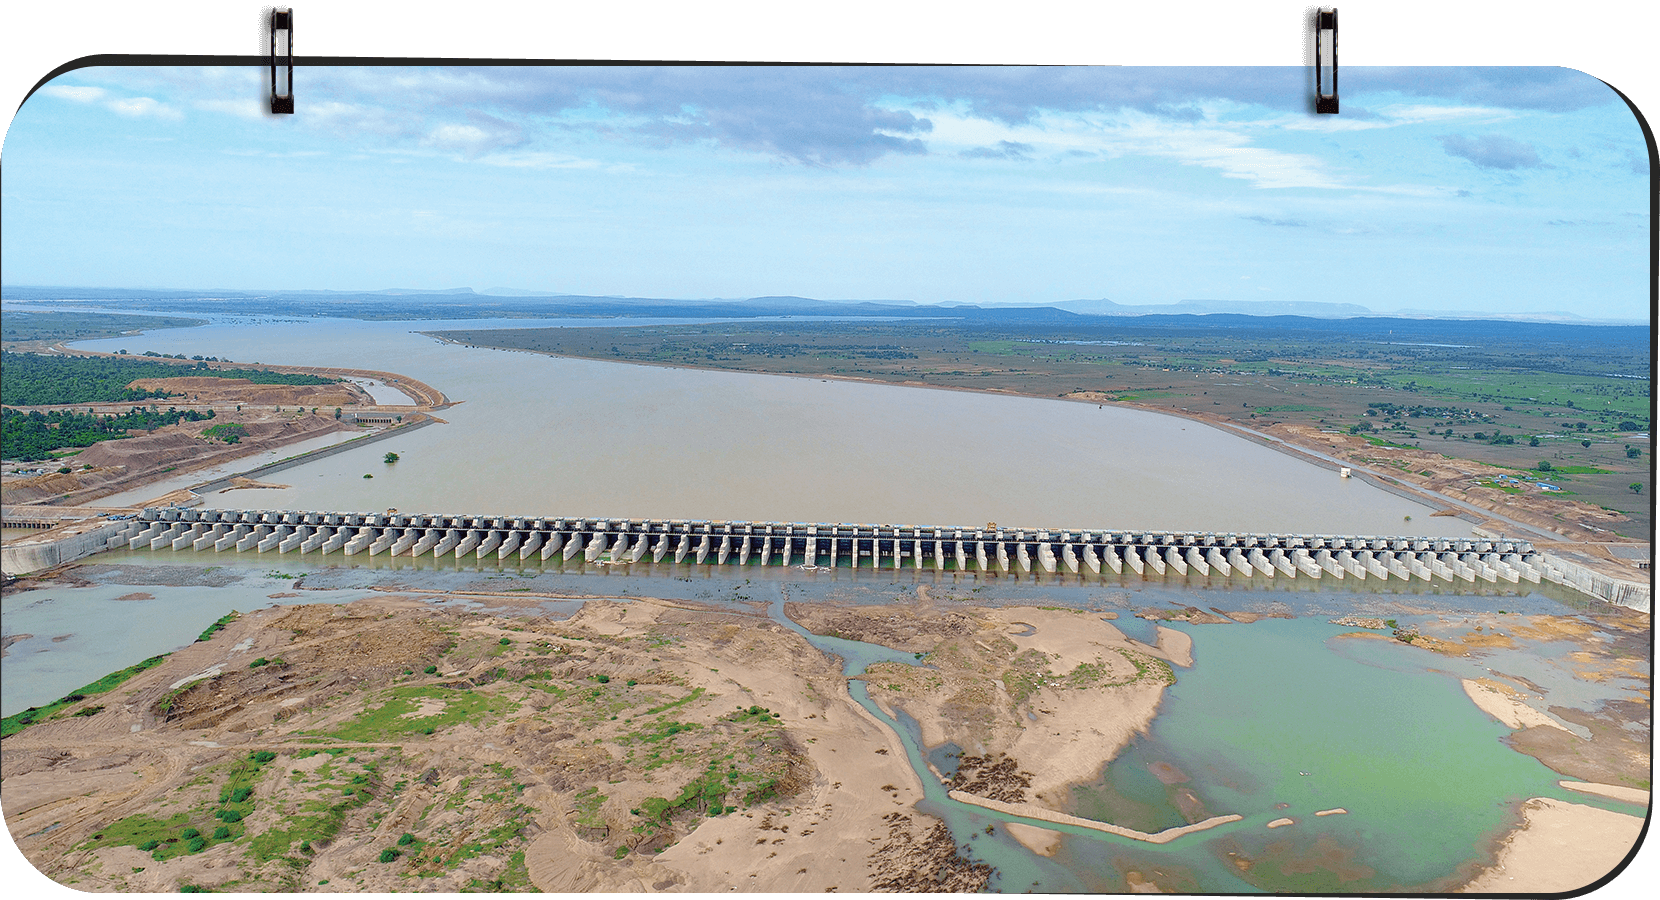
[478,151,608,170]
[42,84,106,103]
[303,100,414,139]
[195,98,266,120]
[105,96,182,120]
[901,105,1339,189]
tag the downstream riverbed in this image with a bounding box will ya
[4,556,1644,893]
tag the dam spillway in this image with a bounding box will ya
[99,507,1566,591]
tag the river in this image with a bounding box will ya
[58,314,1469,537]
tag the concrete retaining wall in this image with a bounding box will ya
[2,523,125,576]
[1537,553,1651,613]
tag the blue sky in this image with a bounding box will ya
[1,65,1650,319]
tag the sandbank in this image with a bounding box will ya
[1155,625,1194,667]
[1558,781,1650,806]
[1459,797,1645,893]
[1005,821,1063,856]
[1460,677,1573,734]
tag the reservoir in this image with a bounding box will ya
[63,315,1470,538]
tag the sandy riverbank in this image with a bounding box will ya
[2,594,980,892]
[786,601,1180,814]
[1459,797,1646,893]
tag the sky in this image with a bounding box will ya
[1,64,1651,320]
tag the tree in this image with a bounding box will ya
[1631,482,1643,495]
[1536,461,1553,472]
[1627,446,1642,459]
[1581,440,1592,449]
[1528,436,1540,447]
[383,451,400,464]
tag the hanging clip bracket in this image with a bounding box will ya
[1315,8,1338,114]
[270,8,294,114]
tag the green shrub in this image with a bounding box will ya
[397,833,415,846]
[423,665,438,674]
[212,826,230,840]
[180,828,201,840]
[186,837,207,853]
[379,848,400,863]
[249,658,269,668]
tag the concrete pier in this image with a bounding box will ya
[1185,547,1210,576]
[497,530,522,559]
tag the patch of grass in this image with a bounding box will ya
[633,769,741,827]
[195,612,240,643]
[314,685,517,742]
[642,686,705,716]
[2,653,170,737]
[79,812,190,853]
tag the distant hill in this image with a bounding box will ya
[1052,298,1375,318]
[2,285,1639,325]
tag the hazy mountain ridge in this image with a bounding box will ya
[0,285,1638,325]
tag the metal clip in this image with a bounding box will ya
[270,8,294,114]
[1315,8,1338,114]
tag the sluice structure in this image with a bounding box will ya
[103,507,1569,590]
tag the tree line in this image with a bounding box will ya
[1,407,215,461]
[0,352,338,405]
